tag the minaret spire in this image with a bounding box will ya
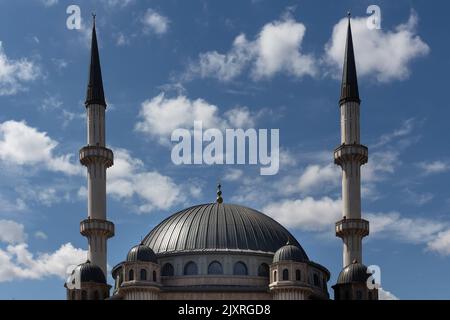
[79,15,114,280]
[85,13,106,107]
[339,14,360,105]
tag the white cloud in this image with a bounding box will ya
[143,9,170,35]
[115,32,129,46]
[135,93,257,145]
[0,42,40,95]
[34,231,48,240]
[427,230,450,256]
[0,220,27,244]
[0,120,81,175]
[108,148,184,213]
[40,0,58,7]
[297,164,340,193]
[41,95,63,111]
[0,243,86,282]
[379,288,399,300]
[263,197,341,231]
[417,160,450,175]
[188,16,316,81]
[324,11,429,82]
[101,0,133,7]
[223,168,243,182]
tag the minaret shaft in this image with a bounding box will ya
[79,20,114,277]
[334,17,369,268]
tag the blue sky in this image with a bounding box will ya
[0,0,448,299]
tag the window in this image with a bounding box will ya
[140,269,147,281]
[233,261,248,275]
[313,274,319,287]
[258,263,269,277]
[273,270,277,282]
[161,263,174,276]
[129,269,134,281]
[295,269,301,281]
[93,290,99,300]
[153,270,157,282]
[282,269,289,280]
[208,261,223,275]
[356,290,363,300]
[184,261,198,275]
[81,290,87,300]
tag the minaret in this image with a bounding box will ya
[334,13,369,268]
[79,15,114,277]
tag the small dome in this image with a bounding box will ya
[273,241,309,263]
[71,261,106,284]
[336,260,370,284]
[127,244,157,263]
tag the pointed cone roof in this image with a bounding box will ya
[85,16,106,107]
[339,14,360,105]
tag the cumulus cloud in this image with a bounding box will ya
[143,9,170,35]
[135,93,257,144]
[223,168,244,182]
[0,120,81,175]
[40,0,58,7]
[188,16,316,81]
[0,220,27,244]
[0,243,86,282]
[0,221,86,282]
[263,197,341,231]
[0,42,40,95]
[108,148,184,213]
[324,11,429,82]
[297,164,340,193]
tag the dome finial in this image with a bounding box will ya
[347,10,351,19]
[286,237,292,245]
[216,182,223,204]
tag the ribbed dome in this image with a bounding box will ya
[72,261,106,284]
[143,203,305,256]
[337,261,370,284]
[273,242,308,263]
[127,244,157,263]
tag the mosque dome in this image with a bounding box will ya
[142,203,306,256]
[71,261,106,284]
[336,260,370,284]
[273,241,309,263]
[126,244,157,263]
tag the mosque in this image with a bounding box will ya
[64,14,378,300]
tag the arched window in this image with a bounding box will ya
[129,269,134,281]
[81,290,87,300]
[273,270,277,282]
[313,274,319,286]
[208,261,223,274]
[233,261,248,275]
[153,270,157,281]
[295,269,301,281]
[161,263,174,276]
[258,263,269,277]
[93,290,99,300]
[140,269,147,281]
[184,261,198,275]
[282,269,289,280]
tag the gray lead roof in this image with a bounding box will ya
[142,203,307,256]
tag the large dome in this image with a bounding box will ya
[142,203,308,257]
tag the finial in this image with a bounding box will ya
[216,183,223,204]
[92,12,96,26]
[286,237,292,245]
[347,11,351,19]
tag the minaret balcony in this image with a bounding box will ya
[80,218,115,238]
[79,145,114,167]
[334,144,368,166]
[335,218,369,238]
